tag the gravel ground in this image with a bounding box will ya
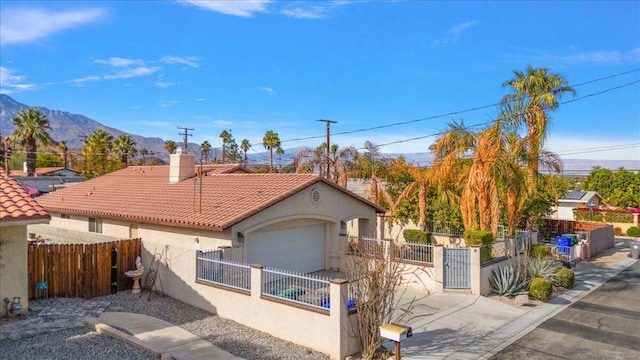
[0,291,329,360]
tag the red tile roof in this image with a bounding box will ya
[36,166,383,231]
[1,169,50,223]
[10,167,67,177]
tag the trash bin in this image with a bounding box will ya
[562,234,578,246]
[631,243,640,260]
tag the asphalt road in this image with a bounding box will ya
[491,259,640,360]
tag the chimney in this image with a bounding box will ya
[169,147,195,183]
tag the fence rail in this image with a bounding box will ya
[425,221,464,236]
[348,236,384,257]
[27,238,141,299]
[196,250,251,291]
[394,242,434,265]
[262,267,332,310]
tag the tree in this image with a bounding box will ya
[502,66,575,192]
[275,146,284,171]
[165,140,177,155]
[58,140,69,168]
[201,140,212,163]
[112,134,137,165]
[240,139,251,166]
[139,148,149,165]
[262,130,280,172]
[9,108,53,176]
[82,129,114,176]
[219,130,232,162]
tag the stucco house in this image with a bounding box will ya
[0,169,50,315]
[10,166,86,194]
[555,190,602,220]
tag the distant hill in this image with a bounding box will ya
[1,94,637,174]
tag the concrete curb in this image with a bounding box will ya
[84,317,172,360]
[477,256,638,359]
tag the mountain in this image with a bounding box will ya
[0,94,188,160]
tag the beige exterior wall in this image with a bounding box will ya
[0,226,30,314]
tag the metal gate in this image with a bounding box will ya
[444,247,471,289]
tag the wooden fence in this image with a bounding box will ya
[544,219,614,259]
[27,238,141,299]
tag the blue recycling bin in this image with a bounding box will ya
[556,236,571,254]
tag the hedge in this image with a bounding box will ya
[463,230,493,263]
[529,278,552,301]
[403,229,432,244]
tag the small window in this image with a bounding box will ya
[61,214,71,219]
[89,218,103,233]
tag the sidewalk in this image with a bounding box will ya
[394,242,638,360]
[86,312,245,360]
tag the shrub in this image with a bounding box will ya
[464,230,493,262]
[614,227,623,236]
[556,268,575,289]
[403,229,432,244]
[527,257,560,280]
[627,226,640,237]
[529,244,551,259]
[490,265,529,297]
[529,278,553,301]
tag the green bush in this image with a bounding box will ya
[529,244,551,259]
[464,230,493,263]
[556,268,575,289]
[627,226,640,237]
[529,278,553,301]
[527,257,560,280]
[614,227,623,236]
[403,229,432,244]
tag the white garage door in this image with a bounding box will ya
[246,224,325,273]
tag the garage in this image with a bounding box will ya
[246,224,326,273]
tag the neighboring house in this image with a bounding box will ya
[35,148,383,290]
[0,169,50,315]
[555,190,603,220]
[10,166,86,194]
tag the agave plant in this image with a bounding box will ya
[490,265,529,297]
[527,257,560,281]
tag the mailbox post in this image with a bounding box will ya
[380,323,413,360]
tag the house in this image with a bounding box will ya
[0,169,50,315]
[555,190,603,220]
[35,147,383,286]
[10,166,86,194]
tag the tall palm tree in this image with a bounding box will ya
[82,129,114,176]
[502,66,575,191]
[112,134,137,165]
[262,130,280,173]
[275,147,285,171]
[10,108,53,176]
[409,167,431,230]
[139,148,149,165]
[240,139,251,166]
[164,140,177,155]
[58,140,69,168]
[219,130,232,162]
[201,140,212,163]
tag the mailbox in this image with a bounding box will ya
[379,323,413,342]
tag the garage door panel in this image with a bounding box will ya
[247,224,325,273]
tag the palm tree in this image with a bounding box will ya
[82,129,114,176]
[275,146,285,171]
[240,139,251,166]
[219,130,232,162]
[262,130,280,172]
[165,140,177,155]
[139,148,149,165]
[10,108,53,176]
[201,140,211,163]
[112,134,137,165]
[502,66,575,191]
[409,167,431,230]
[58,140,69,168]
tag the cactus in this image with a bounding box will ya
[490,265,529,297]
[527,257,560,281]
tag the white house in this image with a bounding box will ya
[555,190,602,220]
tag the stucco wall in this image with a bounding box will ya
[0,226,29,314]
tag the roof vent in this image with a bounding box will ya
[310,188,321,204]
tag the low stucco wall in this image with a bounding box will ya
[0,226,29,315]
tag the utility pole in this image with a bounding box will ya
[177,127,194,151]
[3,137,10,175]
[317,119,337,179]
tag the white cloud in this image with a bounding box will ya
[0,66,37,93]
[0,7,106,46]
[260,86,276,96]
[158,100,181,107]
[129,105,142,110]
[160,56,201,68]
[502,47,640,66]
[432,20,478,47]
[104,66,162,80]
[177,0,271,17]
[194,98,207,102]
[212,120,233,127]
[547,135,640,161]
[134,120,171,127]
[155,80,173,88]
[281,6,327,19]
[93,57,143,67]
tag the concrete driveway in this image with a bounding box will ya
[491,259,640,360]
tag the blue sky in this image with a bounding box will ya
[1,0,639,161]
